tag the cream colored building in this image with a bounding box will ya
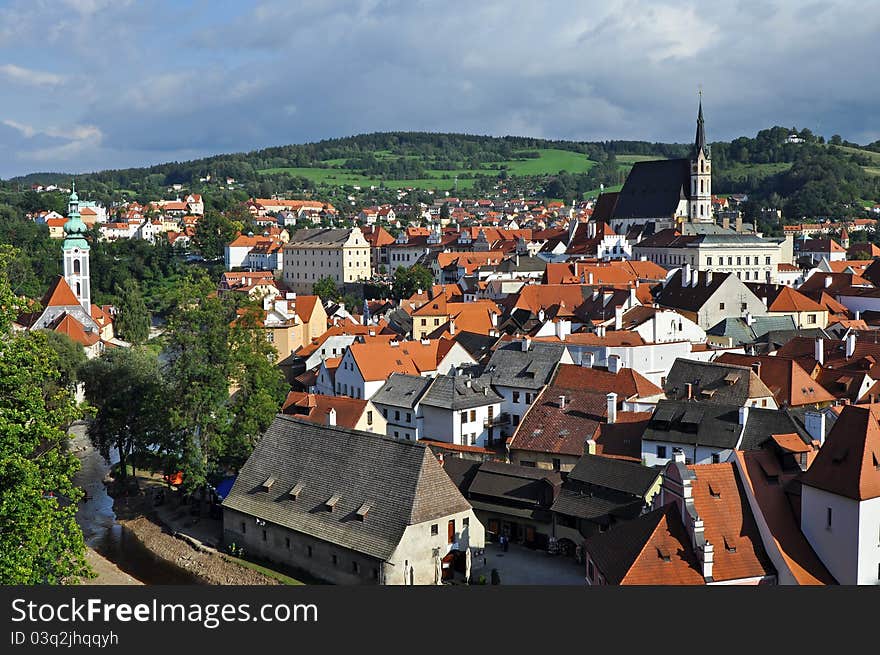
[634,231,793,284]
[283,227,371,294]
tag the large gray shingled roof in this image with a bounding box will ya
[370,373,432,409]
[420,374,504,410]
[222,415,472,561]
[479,340,568,390]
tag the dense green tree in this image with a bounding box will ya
[313,276,341,302]
[194,209,243,261]
[163,273,286,490]
[113,279,150,344]
[80,347,167,481]
[41,331,88,393]
[392,264,434,299]
[0,245,90,584]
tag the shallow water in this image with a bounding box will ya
[71,424,201,585]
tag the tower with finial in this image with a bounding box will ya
[62,180,91,312]
[689,90,713,223]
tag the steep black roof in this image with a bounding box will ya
[643,399,811,451]
[453,331,500,364]
[612,159,691,220]
[222,415,471,560]
[655,269,753,313]
[567,454,660,498]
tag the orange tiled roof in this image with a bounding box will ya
[42,276,80,308]
[281,391,369,429]
[686,463,775,582]
[51,313,99,346]
[735,450,835,585]
[800,404,880,501]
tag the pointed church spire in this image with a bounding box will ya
[694,93,709,159]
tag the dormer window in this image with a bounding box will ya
[261,477,276,491]
[326,494,340,511]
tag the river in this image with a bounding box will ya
[70,423,201,585]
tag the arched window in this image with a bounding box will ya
[76,282,81,297]
[73,259,81,274]
[700,179,704,194]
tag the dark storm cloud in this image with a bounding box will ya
[0,0,877,178]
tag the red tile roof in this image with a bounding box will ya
[42,276,80,308]
[800,404,880,501]
[735,450,835,585]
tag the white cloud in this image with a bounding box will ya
[0,63,64,86]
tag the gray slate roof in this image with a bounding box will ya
[420,374,503,410]
[287,227,355,246]
[370,373,432,409]
[567,454,661,497]
[479,340,567,390]
[612,159,690,219]
[706,316,796,346]
[643,399,811,450]
[222,415,471,561]
[663,358,773,405]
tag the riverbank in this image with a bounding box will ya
[108,474,282,585]
[81,548,143,585]
[71,422,282,585]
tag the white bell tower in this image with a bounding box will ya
[62,182,91,312]
[689,94,713,223]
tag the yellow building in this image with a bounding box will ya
[282,227,371,294]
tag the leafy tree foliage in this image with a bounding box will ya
[313,276,341,302]
[113,279,150,344]
[392,264,434,299]
[194,209,243,261]
[0,245,90,584]
[162,272,286,491]
[80,347,167,481]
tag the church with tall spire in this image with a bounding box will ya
[597,99,719,234]
[15,183,118,357]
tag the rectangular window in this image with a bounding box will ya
[431,524,438,536]
[826,507,832,529]
[766,256,771,265]
[711,453,721,464]
[706,257,712,266]
[552,458,561,471]
[241,522,246,534]
[461,412,467,425]
[719,302,725,310]
[382,408,387,418]
[469,409,476,422]
[520,460,536,467]
[352,561,359,574]
[463,517,469,527]
[736,257,741,265]
[406,412,411,423]
[513,392,520,403]
[367,410,373,425]
[307,545,313,557]
[395,410,400,420]
[285,537,290,549]
[807,314,816,324]
[656,445,667,459]
[262,529,267,542]
[448,519,455,544]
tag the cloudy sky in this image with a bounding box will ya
[0,0,877,178]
